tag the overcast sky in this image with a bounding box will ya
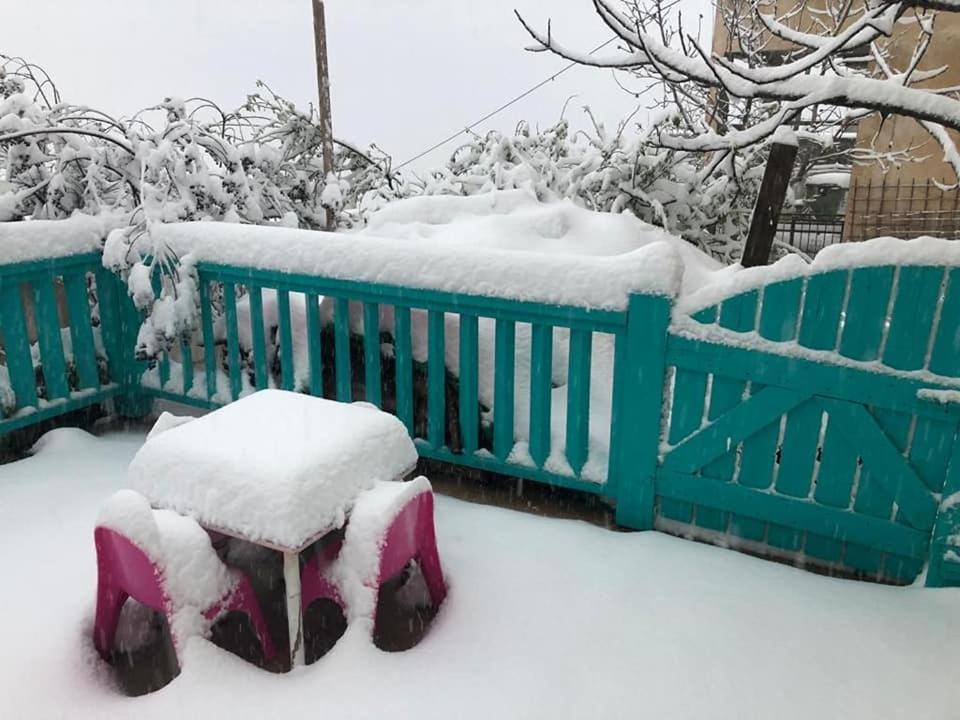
[2,0,712,171]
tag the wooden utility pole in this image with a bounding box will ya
[741,139,798,267]
[312,0,336,231]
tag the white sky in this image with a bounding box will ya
[2,0,712,172]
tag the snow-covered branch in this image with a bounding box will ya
[518,0,960,177]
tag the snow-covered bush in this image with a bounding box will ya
[0,56,394,360]
[392,113,773,263]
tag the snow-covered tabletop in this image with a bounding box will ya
[128,390,418,552]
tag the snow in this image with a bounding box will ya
[918,388,960,405]
[151,192,689,309]
[360,189,719,296]
[127,391,418,550]
[329,477,434,624]
[0,213,125,264]
[805,171,851,188]
[678,235,960,318]
[2,426,960,718]
[772,125,798,147]
[97,489,236,646]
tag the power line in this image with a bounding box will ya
[395,36,618,170]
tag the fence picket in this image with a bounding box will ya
[458,313,479,454]
[277,289,294,392]
[305,293,322,397]
[566,329,592,475]
[248,286,268,390]
[394,306,414,434]
[33,278,69,399]
[737,280,802,533]
[0,281,38,409]
[199,280,216,400]
[884,267,944,371]
[699,291,758,531]
[930,268,960,375]
[363,303,382,407]
[493,319,516,461]
[797,270,847,350]
[529,323,553,468]
[223,282,242,400]
[838,266,895,361]
[180,339,193,395]
[334,298,351,402]
[427,310,445,449]
[63,271,99,390]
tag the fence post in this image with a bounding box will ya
[611,292,671,530]
[742,139,798,267]
[926,432,960,587]
[100,269,153,419]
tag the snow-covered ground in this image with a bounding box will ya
[2,426,960,719]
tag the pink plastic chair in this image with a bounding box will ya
[93,526,278,663]
[301,479,446,635]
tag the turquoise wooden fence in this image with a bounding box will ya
[3,244,960,587]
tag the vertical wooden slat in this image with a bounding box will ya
[427,310,445,448]
[806,409,856,563]
[884,266,943,371]
[33,277,70,399]
[930,268,960,376]
[334,298,351,402]
[305,293,323,397]
[394,306,414,434]
[0,279,38,408]
[248,286,268,390]
[457,313,478,453]
[797,270,847,351]
[150,272,170,391]
[699,291,758,532]
[529,323,553,468]
[199,280,217,401]
[910,417,955,494]
[94,268,122,386]
[838,266,895,361]
[926,431,960,587]
[223,281,242,400]
[276,290,294,392]
[180,339,194,395]
[737,284,801,541]
[661,307,716,524]
[493,318,516,461]
[63,272,99,389]
[363,302,382,407]
[566,328,592,476]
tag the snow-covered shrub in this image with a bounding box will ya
[388,113,774,263]
[0,56,394,361]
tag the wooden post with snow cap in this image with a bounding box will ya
[313,0,336,231]
[741,127,798,268]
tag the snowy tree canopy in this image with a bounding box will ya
[519,0,960,180]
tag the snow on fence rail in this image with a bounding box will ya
[3,223,960,587]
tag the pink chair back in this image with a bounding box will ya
[378,491,446,607]
[95,528,167,610]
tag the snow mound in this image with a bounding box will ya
[152,202,688,309]
[127,390,418,550]
[0,212,127,264]
[362,189,720,295]
[678,235,960,316]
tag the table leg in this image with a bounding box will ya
[283,550,305,669]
